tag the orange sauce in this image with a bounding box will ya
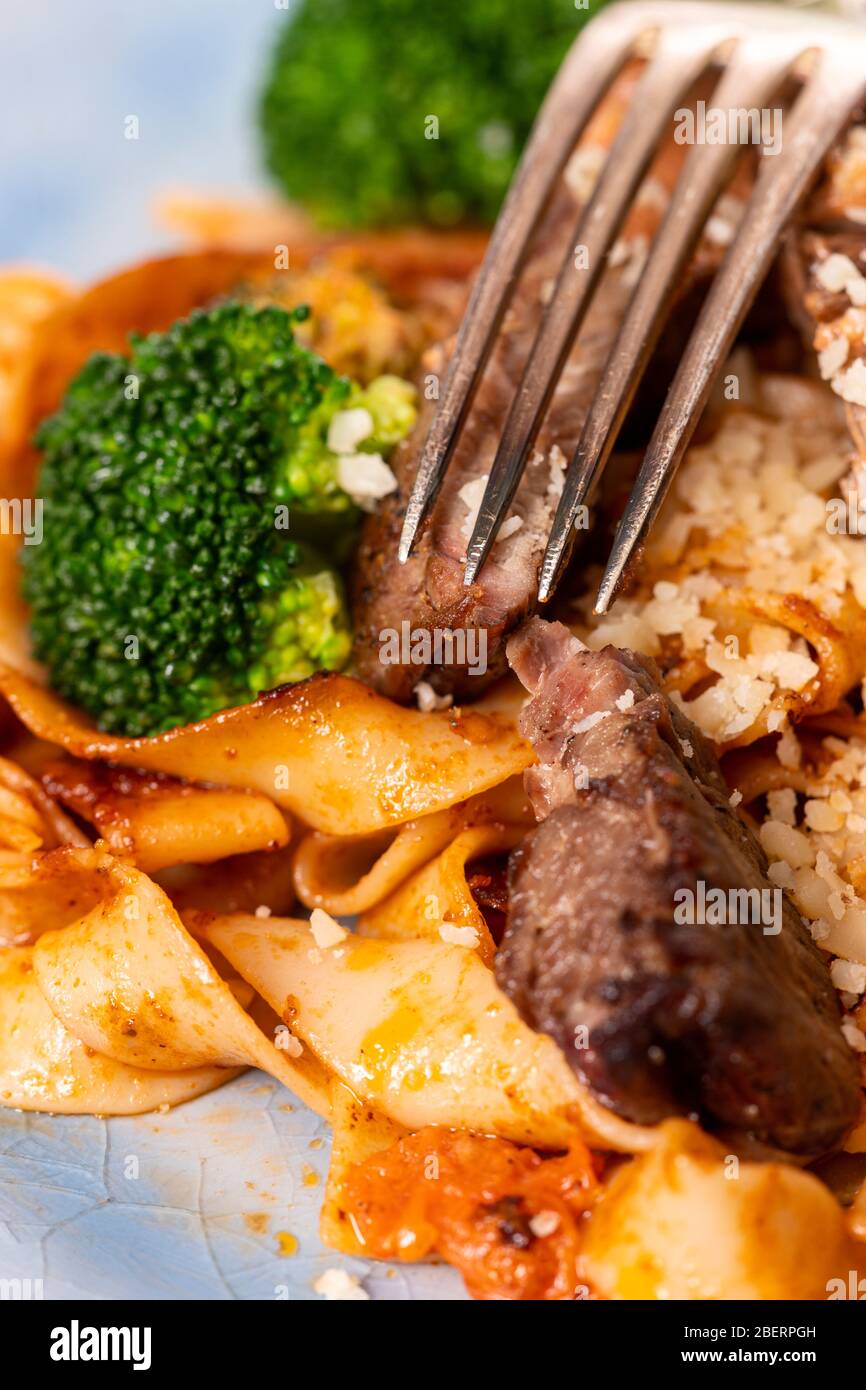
[341,1127,598,1300]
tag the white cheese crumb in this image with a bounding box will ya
[705,215,735,247]
[842,1020,866,1053]
[336,452,398,511]
[768,859,794,890]
[278,1027,304,1058]
[546,444,567,502]
[313,1268,370,1301]
[414,680,453,713]
[832,358,866,408]
[528,1210,561,1238]
[495,515,523,543]
[776,722,802,770]
[327,407,374,454]
[818,336,850,380]
[830,958,866,994]
[458,474,489,542]
[439,921,480,949]
[816,252,866,303]
[767,788,797,826]
[563,143,606,203]
[729,789,743,808]
[254,904,272,919]
[653,580,679,602]
[678,738,694,758]
[309,907,348,949]
[615,690,635,712]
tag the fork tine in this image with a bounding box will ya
[462,32,721,588]
[594,52,866,616]
[538,45,804,604]
[396,16,642,565]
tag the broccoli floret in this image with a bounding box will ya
[277,372,416,524]
[259,0,605,230]
[22,302,412,737]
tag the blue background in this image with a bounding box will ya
[0,0,285,279]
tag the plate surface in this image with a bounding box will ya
[0,1072,466,1301]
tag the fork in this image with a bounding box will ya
[396,0,866,615]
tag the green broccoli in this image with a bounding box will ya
[259,0,606,230]
[23,302,414,737]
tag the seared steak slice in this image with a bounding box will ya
[351,70,751,704]
[351,183,620,702]
[495,617,861,1158]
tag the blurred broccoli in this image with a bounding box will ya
[23,302,415,736]
[259,0,605,229]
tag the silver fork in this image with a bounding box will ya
[397,0,866,615]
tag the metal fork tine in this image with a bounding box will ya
[396,18,641,565]
[462,33,720,588]
[538,45,803,604]
[595,52,866,616]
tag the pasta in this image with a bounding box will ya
[0,946,240,1114]
[0,666,531,836]
[195,910,657,1153]
[31,846,331,1115]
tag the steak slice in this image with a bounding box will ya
[495,617,861,1158]
[350,70,751,704]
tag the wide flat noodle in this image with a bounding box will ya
[358,822,525,966]
[0,756,95,947]
[0,668,531,836]
[681,587,866,751]
[292,775,531,915]
[160,845,297,917]
[0,269,72,444]
[0,946,238,1114]
[199,913,656,1154]
[319,1079,407,1256]
[30,847,330,1118]
[42,758,289,873]
[582,1120,864,1301]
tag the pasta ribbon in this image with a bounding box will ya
[197,912,656,1154]
[0,666,532,836]
[358,822,525,966]
[582,1121,864,1301]
[292,775,531,916]
[0,946,238,1115]
[29,847,330,1117]
[41,758,289,873]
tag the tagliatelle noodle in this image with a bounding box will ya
[358,822,526,966]
[41,758,290,873]
[291,774,532,915]
[0,268,72,445]
[0,667,532,836]
[721,745,810,809]
[680,586,866,750]
[196,912,657,1154]
[580,1120,864,1301]
[29,847,330,1117]
[319,1079,408,1256]
[0,754,97,947]
[0,946,240,1114]
[158,845,297,917]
